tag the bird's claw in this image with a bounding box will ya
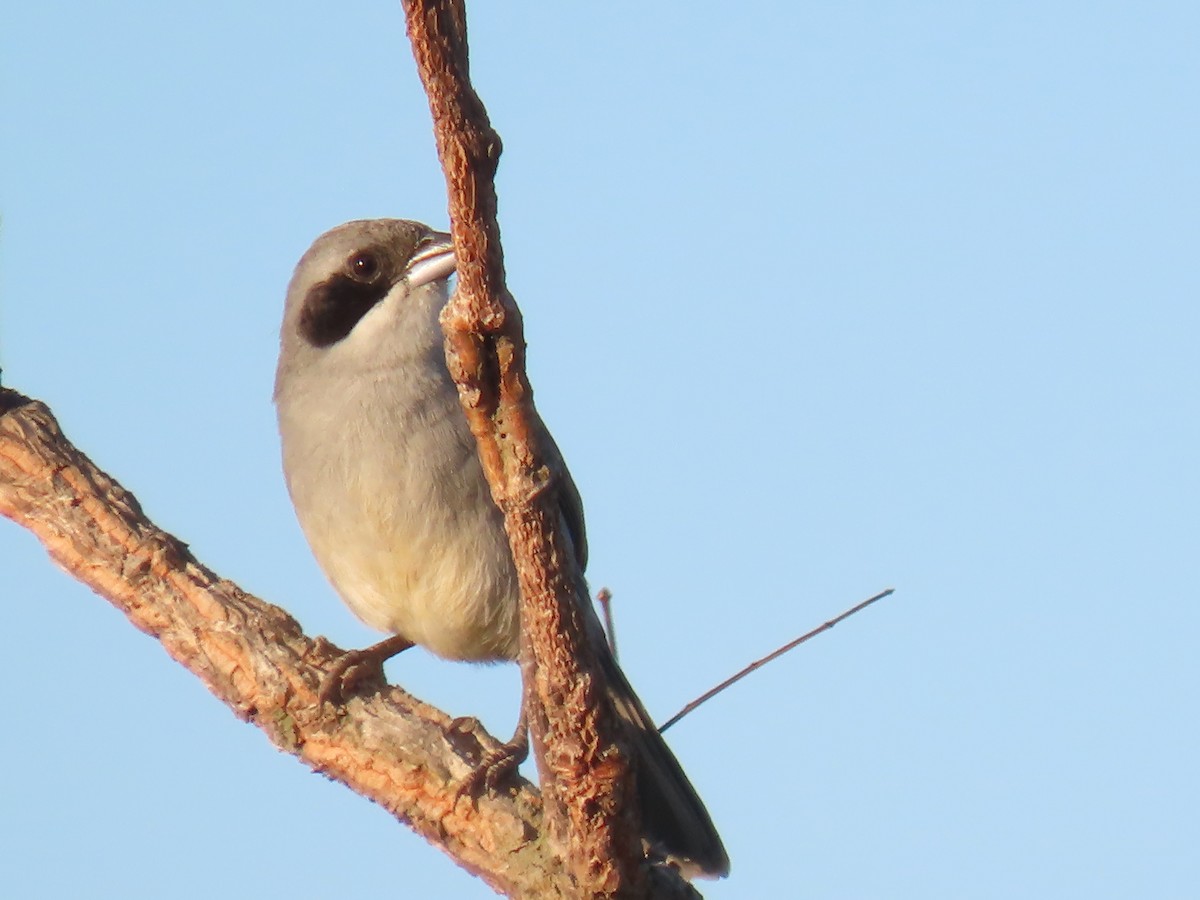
[316,634,414,707]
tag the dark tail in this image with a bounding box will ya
[598,645,730,878]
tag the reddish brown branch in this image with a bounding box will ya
[0,389,562,897]
[403,2,649,896]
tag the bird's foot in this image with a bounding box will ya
[318,634,414,706]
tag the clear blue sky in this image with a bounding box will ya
[3,3,1198,897]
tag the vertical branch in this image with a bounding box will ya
[402,2,647,896]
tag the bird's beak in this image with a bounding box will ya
[407,231,457,288]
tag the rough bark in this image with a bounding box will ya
[0,389,556,896]
[404,2,651,896]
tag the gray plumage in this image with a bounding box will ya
[274,218,729,878]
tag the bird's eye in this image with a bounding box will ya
[350,252,379,281]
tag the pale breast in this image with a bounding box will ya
[280,366,522,661]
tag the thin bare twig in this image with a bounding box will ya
[658,588,895,733]
[596,588,618,659]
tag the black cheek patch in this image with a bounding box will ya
[298,274,391,348]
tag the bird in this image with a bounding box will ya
[273,218,729,878]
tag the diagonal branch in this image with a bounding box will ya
[0,388,563,897]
